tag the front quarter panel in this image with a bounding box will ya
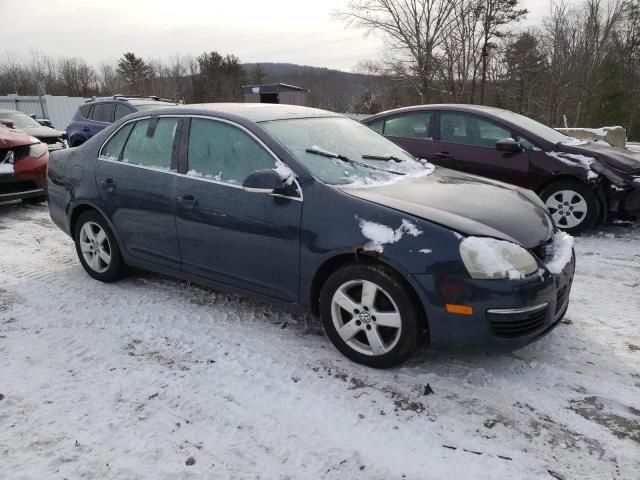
[299,180,465,308]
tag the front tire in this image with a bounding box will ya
[74,211,127,282]
[319,263,420,368]
[540,180,600,234]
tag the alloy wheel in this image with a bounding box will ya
[545,189,588,229]
[330,279,402,356]
[79,221,112,273]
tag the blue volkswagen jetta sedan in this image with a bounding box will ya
[47,104,575,368]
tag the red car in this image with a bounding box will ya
[0,123,49,204]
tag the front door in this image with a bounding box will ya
[432,111,531,187]
[95,116,182,269]
[175,117,302,302]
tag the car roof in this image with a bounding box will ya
[367,104,512,120]
[124,103,342,123]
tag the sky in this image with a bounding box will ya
[0,0,566,71]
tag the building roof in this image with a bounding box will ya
[241,83,309,94]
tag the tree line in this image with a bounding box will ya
[338,0,640,138]
[1,0,640,137]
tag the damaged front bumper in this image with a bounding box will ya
[412,253,575,350]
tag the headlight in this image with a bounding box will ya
[28,142,48,158]
[460,237,538,280]
[590,162,627,185]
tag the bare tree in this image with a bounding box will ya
[335,0,461,102]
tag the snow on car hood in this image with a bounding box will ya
[340,167,554,249]
[557,142,640,175]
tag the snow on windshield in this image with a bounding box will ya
[262,117,434,187]
[358,218,423,252]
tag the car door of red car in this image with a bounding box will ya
[367,111,439,161]
[431,111,531,187]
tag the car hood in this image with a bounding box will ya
[18,124,63,139]
[557,142,640,174]
[0,126,38,147]
[340,168,554,249]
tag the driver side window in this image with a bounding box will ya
[187,118,276,184]
[439,113,511,148]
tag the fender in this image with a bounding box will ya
[67,199,126,255]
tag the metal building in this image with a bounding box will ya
[242,83,308,106]
[0,94,88,130]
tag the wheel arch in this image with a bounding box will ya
[69,202,126,254]
[309,252,430,335]
[535,174,606,222]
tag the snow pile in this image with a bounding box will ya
[419,249,432,254]
[546,152,598,180]
[274,161,296,186]
[358,218,422,252]
[1,205,640,479]
[544,231,575,274]
[460,237,532,280]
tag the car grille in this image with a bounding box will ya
[487,306,548,338]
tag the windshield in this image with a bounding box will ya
[135,103,176,111]
[261,117,429,186]
[497,110,571,144]
[0,112,41,128]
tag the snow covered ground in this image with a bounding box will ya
[1,203,638,479]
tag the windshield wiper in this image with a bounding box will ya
[305,147,404,175]
[362,154,403,162]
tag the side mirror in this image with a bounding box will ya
[0,120,15,129]
[242,169,284,194]
[496,138,522,153]
[30,114,37,119]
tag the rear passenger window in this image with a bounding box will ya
[114,103,134,121]
[100,122,134,160]
[80,105,93,119]
[121,118,178,170]
[92,103,114,123]
[383,112,431,139]
[440,113,511,148]
[187,118,275,184]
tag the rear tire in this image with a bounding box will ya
[74,211,127,282]
[319,262,420,368]
[540,180,600,234]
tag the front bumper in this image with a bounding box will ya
[413,252,575,350]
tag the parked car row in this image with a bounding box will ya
[47,103,576,368]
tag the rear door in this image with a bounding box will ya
[432,111,531,186]
[174,117,302,301]
[95,116,182,269]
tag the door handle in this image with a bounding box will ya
[82,127,90,132]
[101,178,116,193]
[433,152,453,159]
[176,194,197,209]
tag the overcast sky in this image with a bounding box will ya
[1,0,564,71]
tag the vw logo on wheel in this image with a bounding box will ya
[359,311,372,324]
